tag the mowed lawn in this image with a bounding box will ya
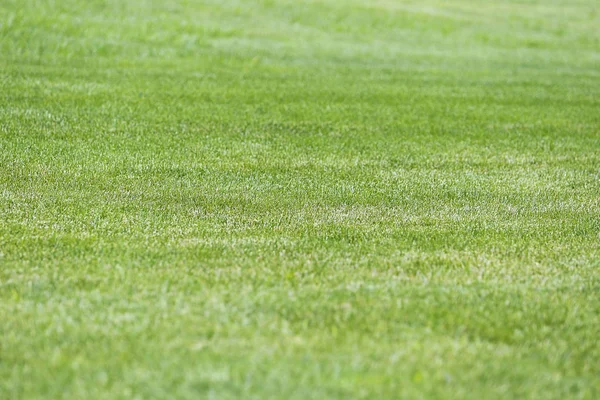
[1,0,599,398]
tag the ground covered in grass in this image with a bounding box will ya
[1,0,599,398]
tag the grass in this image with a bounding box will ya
[1,0,599,398]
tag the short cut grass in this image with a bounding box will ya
[1,0,599,399]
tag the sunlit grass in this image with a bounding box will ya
[1,0,599,399]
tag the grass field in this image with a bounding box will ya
[1,0,599,398]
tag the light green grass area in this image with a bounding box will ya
[1,0,599,398]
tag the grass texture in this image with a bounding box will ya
[1,0,599,398]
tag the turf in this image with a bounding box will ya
[1,0,599,398]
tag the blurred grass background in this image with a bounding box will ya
[1,1,599,399]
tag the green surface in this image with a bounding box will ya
[1,0,599,398]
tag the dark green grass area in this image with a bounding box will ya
[1,0,600,398]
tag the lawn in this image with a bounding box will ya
[1,0,599,398]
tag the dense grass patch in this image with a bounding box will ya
[1,0,599,398]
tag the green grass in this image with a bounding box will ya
[1,0,599,398]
